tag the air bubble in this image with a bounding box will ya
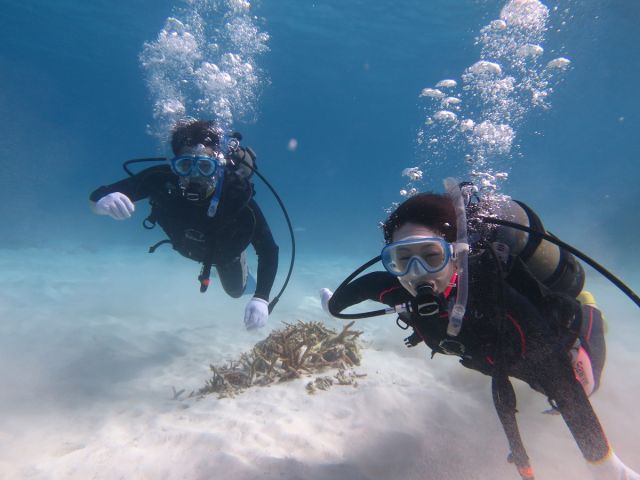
[435,79,458,88]
[420,88,445,98]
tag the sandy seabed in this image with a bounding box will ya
[0,246,638,480]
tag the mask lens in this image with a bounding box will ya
[196,156,217,176]
[418,242,446,269]
[173,156,194,176]
[172,155,218,177]
[382,238,450,276]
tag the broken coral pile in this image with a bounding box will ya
[200,320,364,397]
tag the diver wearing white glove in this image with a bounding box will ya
[91,192,135,220]
[588,450,640,480]
[89,121,280,330]
[319,288,333,314]
[244,297,269,330]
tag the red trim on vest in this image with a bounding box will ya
[506,313,526,356]
[378,286,401,303]
[586,306,594,341]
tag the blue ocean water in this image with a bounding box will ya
[0,1,639,478]
[1,0,638,268]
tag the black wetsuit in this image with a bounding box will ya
[329,251,610,468]
[90,164,278,301]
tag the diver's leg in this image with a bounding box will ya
[540,305,637,479]
[216,251,248,298]
[587,451,640,479]
[538,353,610,463]
[577,293,607,393]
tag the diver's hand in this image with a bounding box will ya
[244,297,269,330]
[319,288,333,314]
[92,192,135,220]
[587,452,640,480]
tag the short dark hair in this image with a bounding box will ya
[382,193,457,243]
[170,120,221,155]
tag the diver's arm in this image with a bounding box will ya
[248,199,279,301]
[89,166,169,220]
[328,271,408,316]
[480,286,537,479]
[90,176,142,203]
[90,192,135,220]
[492,375,535,480]
[89,165,169,203]
[89,173,140,219]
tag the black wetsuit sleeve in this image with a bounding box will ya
[89,166,167,202]
[328,271,409,316]
[248,199,279,301]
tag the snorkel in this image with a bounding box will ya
[444,177,469,336]
[206,132,242,218]
[206,166,225,217]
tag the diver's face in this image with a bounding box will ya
[176,144,219,199]
[391,223,456,296]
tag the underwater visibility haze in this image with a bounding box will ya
[0,0,638,478]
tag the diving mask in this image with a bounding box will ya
[382,236,456,297]
[170,142,227,178]
[381,237,454,277]
[171,153,221,177]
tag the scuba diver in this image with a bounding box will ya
[321,180,639,480]
[89,119,280,330]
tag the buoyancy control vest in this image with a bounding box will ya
[145,146,257,264]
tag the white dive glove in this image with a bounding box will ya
[319,288,333,314]
[244,297,269,330]
[92,192,135,220]
[588,451,640,480]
